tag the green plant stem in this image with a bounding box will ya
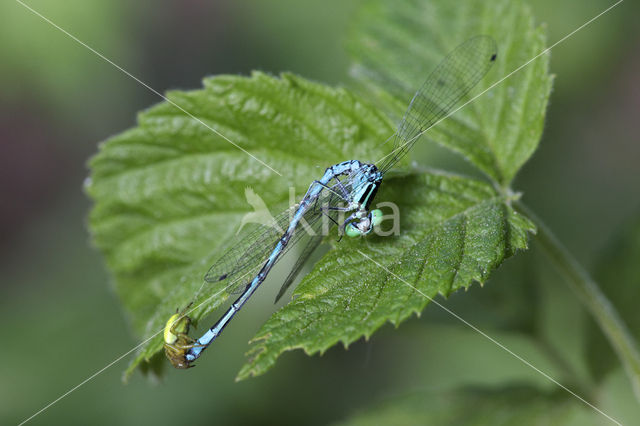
[515,201,640,401]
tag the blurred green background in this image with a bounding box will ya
[1,0,639,424]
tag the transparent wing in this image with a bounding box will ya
[269,165,372,302]
[203,206,295,285]
[274,233,323,303]
[377,35,497,173]
[202,175,355,296]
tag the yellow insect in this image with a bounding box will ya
[163,306,202,369]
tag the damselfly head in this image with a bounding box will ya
[164,313,188,344]
[164,311,197,369]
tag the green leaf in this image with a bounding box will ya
[335,386,599,426]
[86,72,393,377]
[586,213,640,382]
[87,0,549,379]
[237,171,533,379]
[347,0,553,186]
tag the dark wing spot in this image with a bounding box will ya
[218,274,227,281]
[490,53,497,61]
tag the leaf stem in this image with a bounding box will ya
[515,201,640,401]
